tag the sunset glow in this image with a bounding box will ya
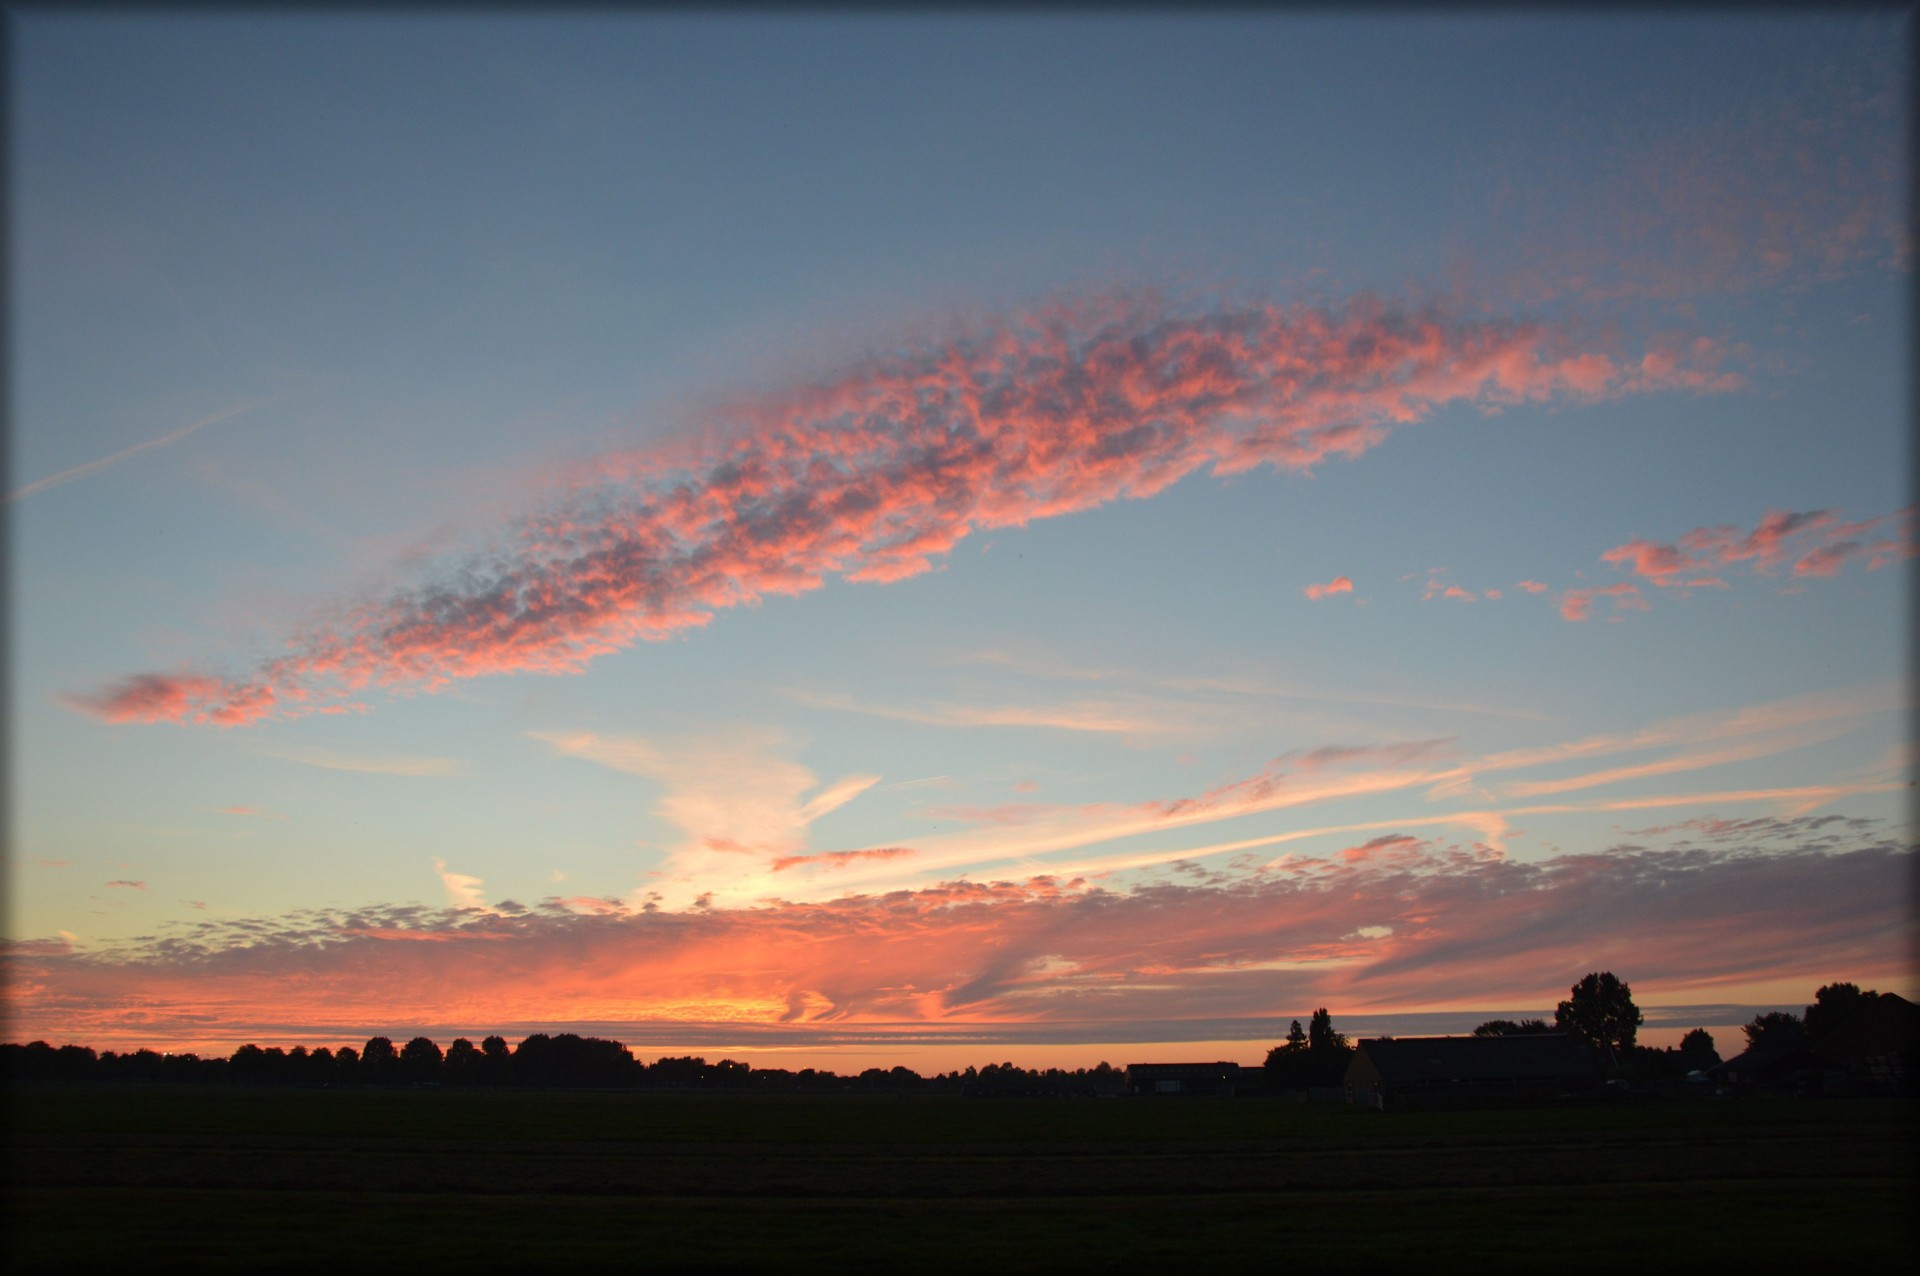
[6,12,1911,1069]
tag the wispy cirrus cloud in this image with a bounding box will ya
[530,728,880,905]
[517,686,1897,907]
[1498,728,1852,799]
[264,748,462,778]
[959,648,1546,723]
[788,689,1176,737]
[67,291,1737,727]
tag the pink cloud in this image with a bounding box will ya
[1336,834,1424,864]
[104,880,147,891]
[68,292,1738,727]
[1515,580,1548,594]
[1303,575,1354,600]
[1601,506,1915,594]
[1476,71,1902,306]
[1559,582,1647,622]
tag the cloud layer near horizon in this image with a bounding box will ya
[70,292,1736,726]
[5,837,1906,1050]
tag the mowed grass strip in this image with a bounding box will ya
[8,1180,1914,1272]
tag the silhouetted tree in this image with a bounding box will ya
[333,1044,361,1084]
[1472,1018,1552,1037]
[1678,1028,1719,1069]
[1743,1010,1805,1049]
[1804,983,1878,1041]
[1265,1020,1312,1090]
[514,1033,636,1087]
[401,1036,443,1083]
[480,1035,511,1084]
[229,1043,269,1083]
[1305,1008,1355,1086]
[361,1036,399,1084]
[1554,972,1642,1055]
[444,1038,481,1085]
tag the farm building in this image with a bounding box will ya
[1814,991,1918,1096]
[1123,1061,1254,1096]
[1710,1034,1839,1095]
[1344,1034,1601,1109]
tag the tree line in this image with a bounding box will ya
[0,1032,1127,1095]
[1262,974,1890,1091]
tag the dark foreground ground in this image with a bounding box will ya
[6,1086,1913,1272]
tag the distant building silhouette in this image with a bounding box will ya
[1345,1033,1601,1109]
[1122,1061,1253,1096]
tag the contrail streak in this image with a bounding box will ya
[8,400,273,503]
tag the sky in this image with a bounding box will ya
[5,11,1913,1072]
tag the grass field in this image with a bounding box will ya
[7,1086,1913,1271]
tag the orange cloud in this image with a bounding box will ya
[68,292,1737,727]
[7,841,1906,1053]
[770,847,916,874]
[1303,575,1353,600]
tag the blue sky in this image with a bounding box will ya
[6,11,1911,1067]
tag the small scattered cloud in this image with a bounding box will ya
[432,858,490,912]
[1601,506,1914,593]
[1303,575,1354,601]
[105,880,147,891]
[1560,582,1648,622]
[214,805,287,819]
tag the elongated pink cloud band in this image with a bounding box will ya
[70,293,1737,726]
[1303,575,1354,600]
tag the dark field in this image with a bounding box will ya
[7,1086,1913,1272]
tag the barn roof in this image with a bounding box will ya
[1353,1033,1597,1084]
